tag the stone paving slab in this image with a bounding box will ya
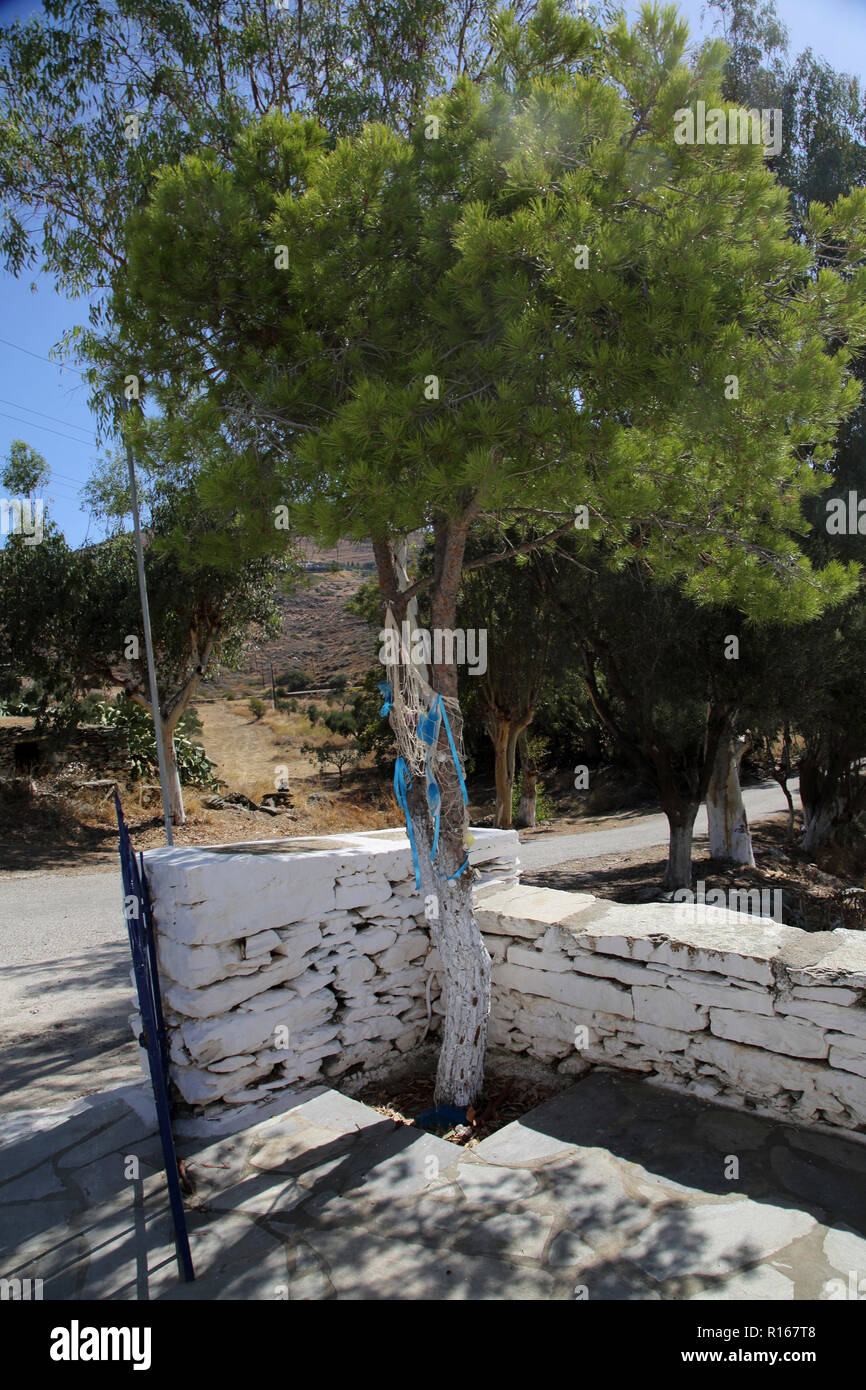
[3,1069,866,1299]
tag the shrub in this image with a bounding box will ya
[92,696,220,788]
[249,697,266,720]
[181,704,203,737]
[279,667,310,690]
[301,739,359,786]
[307,703,320,725]
[324,709,356,737]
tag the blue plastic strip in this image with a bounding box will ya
[393,757,422,889]
[435,695,468,806]
[416,703,442,748]
[387,694,468,887]
[426,768,441,861]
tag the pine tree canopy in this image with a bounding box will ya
[84,2,866,624]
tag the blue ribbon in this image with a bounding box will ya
[434,695,468,806]
[416,702,442,748]
[389,694,469,888]
[393,756,421,889]
[426,763,441,861]
[378,682,392,718]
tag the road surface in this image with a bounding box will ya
[0,871,139,1112]
[517,778,795,873]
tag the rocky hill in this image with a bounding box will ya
[240,569,378,688]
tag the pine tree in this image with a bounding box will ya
[86,3,866,1102]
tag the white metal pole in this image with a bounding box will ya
[121,399,174,846]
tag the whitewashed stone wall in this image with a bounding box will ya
[140,829,520,1109]
[480,885,866,1136]
[141,838,866,1137]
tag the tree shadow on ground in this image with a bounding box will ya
[0,944,135,1108]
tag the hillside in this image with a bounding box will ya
[234,569,378,689]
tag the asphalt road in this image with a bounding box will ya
[516,778,796,873]
[0,778,795,1111]
[0,869,139,1112]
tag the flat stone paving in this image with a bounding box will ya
[2,1069,866,1300]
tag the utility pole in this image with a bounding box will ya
[120,397,174,846]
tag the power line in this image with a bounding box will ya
[40,468,88,487]
[0,396,96,441]
[0,409,95,446]
[0,335,85,375]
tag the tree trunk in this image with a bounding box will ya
[771,723,796,838]
[376,514,489,1108]
[407,704,489,1108]
[516,732,538,829]
[706,733,754,865]
[799,750,844,854]
[770,755,796,838]
[163,727,186,826]
[491,714,513,829]
[801,803,839,854]
[662,800,699,890]
[432,874,489,1107]
[410,786,489,1106]
[506,723,520,804]
[518,770,537,829]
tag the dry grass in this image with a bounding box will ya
[196,697,338,801]
[0,693,399,873]
[0,769,398,874]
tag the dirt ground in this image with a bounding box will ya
[522,819,866,933]
[353,1047,574,1144]
[0,696,397,874]
[195,697,321,797]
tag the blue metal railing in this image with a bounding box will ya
[115,793,194,1284]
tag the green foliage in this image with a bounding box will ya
[2,438,49,494]
[249,697,266,720]
[306,704,320,725]
[96,6,866,626]
[93,697,220,788]
[323,709,356,737]
[279,667,311,690]
[705,0,866,842]
[349,667,394,773]
[179,703,203,738]
[0,472,291,734]
[0,683,45,716]
[1,0,504,306]
[301,738,360,785]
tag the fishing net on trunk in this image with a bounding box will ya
[378,605,470,888]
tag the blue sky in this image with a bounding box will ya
[1,0,865,545]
